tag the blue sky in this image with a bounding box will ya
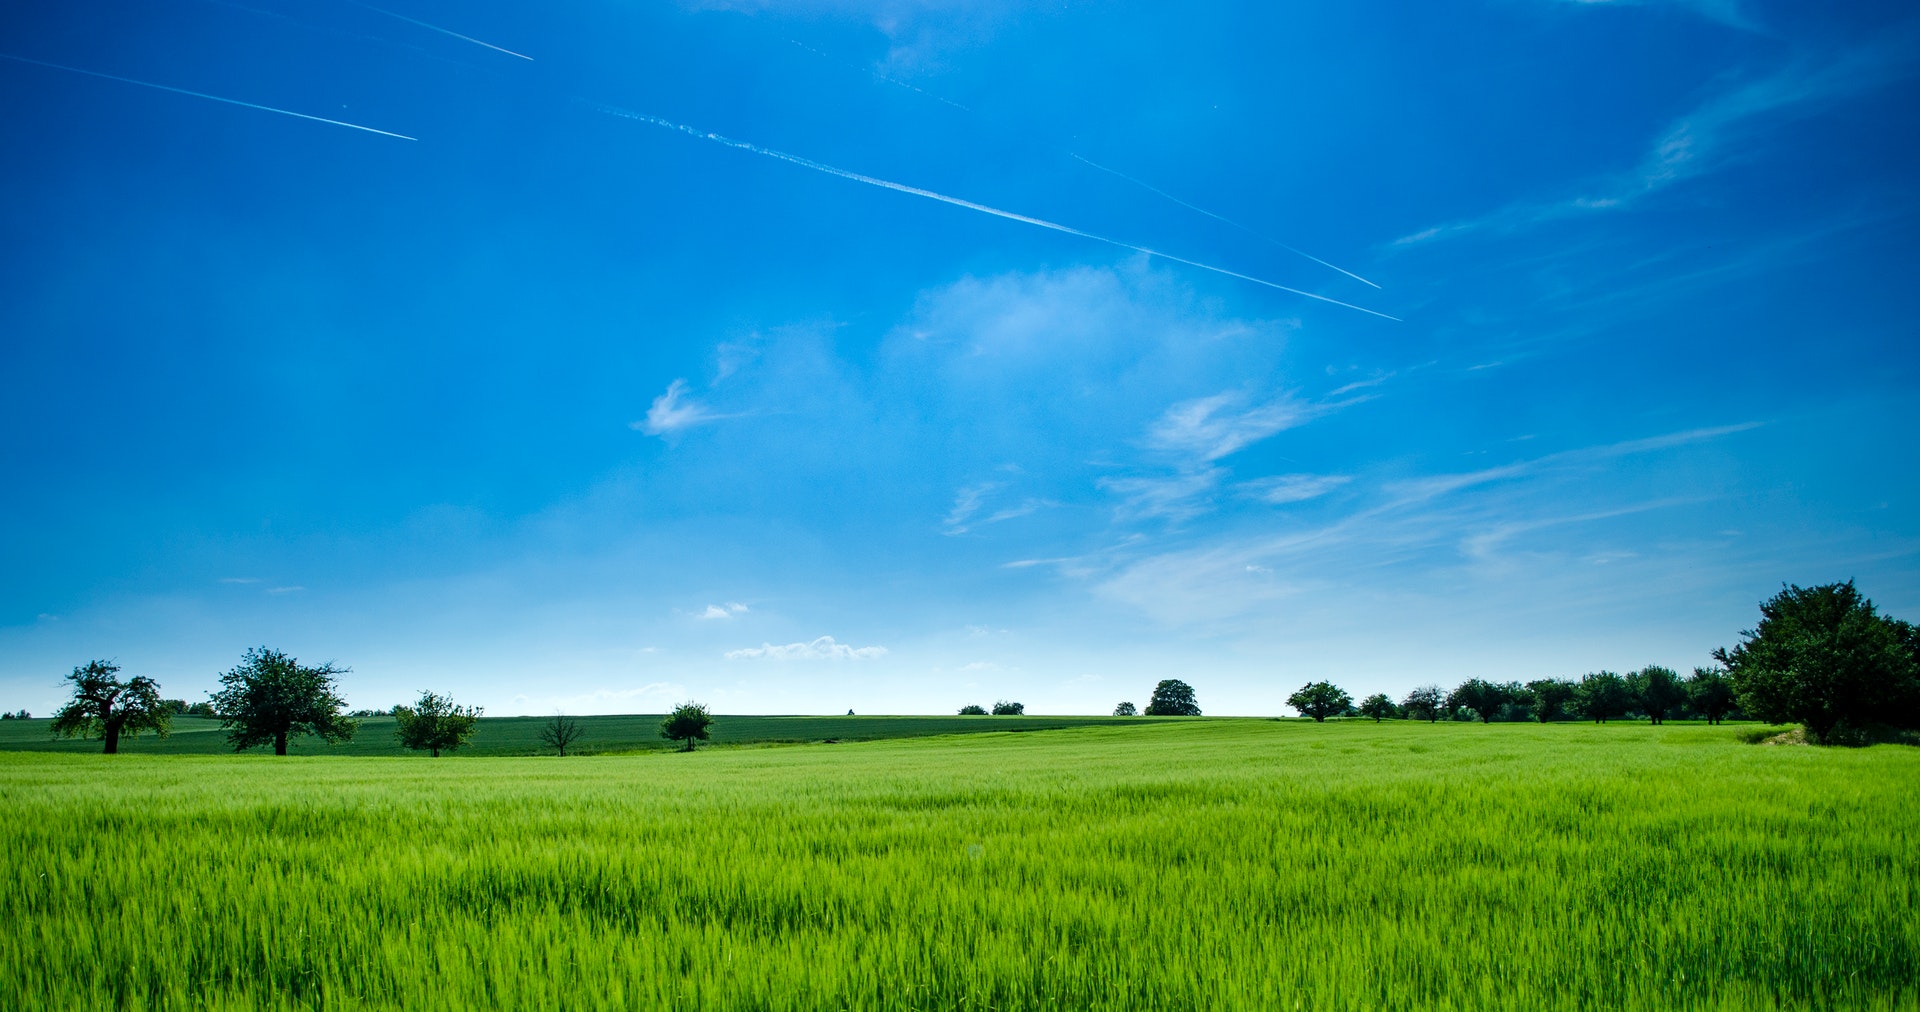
[2,0,1915,716]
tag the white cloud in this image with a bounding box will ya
[632,379,724,437]
[725,636,888,660]
[1099,469,1224,524]
[1147,390,1318,461]
[1238,473,1352,504]
[696,602,751,620]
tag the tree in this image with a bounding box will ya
[958,704,989,715]
[1630,665,1686,725]
[1402,684,1446,723]
[660,701,713,752]
[991,700,1025,715]
[1686,667,1737,725]
[539,712,584,756]
[1447,679,1512,724]
[1576,671,1633,723]
[1525,679,1577,722]
[3,709,32,720]
[1714,581,1920,742]
[392,691,482,757]
[1112,701,1138,716]
[1144,679,1201,716]
[209,647,357,755]
[1358,693,1397,722]
[50,661,170,754]
[1288,681,1351,722]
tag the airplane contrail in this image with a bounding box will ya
[340,0,532,60]
[586,101,1398,321]
[1071,154,1382,289]
[1,54,416,139]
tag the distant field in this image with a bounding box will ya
[3,720,1916,1010]
[0,712,1167,755]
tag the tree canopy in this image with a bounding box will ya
[958,704,988,715]
[1402,684,1445,723]
[1112,701,1137,716]
[1288,681,1351,722]
[1447,679,1513,723]
[1714,581,1919,742]
[1357,693,1397,722]
[1686,667,1737,725]
[208,647,357,755]
[1524,679,1577,722]
[50,660,170,754]
[393,691,482,757]
[991,700,1025,715]
[1144,679,1201,716]
[660,702,714,751]
[1576,671,1633,723]
[1630,665,1686,725]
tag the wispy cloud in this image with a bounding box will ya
[696,602,750,619]
[725,636,888,660]
[1238,473,1352,504]
[943,482,1054,534]
[1099,469,1224,524]
[631,379,730,437]
[1147,390,1320,461]
[265,586,306,595]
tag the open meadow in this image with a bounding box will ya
[3,719,1917,1010]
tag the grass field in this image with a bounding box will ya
[0,712,1164,756]
[3,720,1917,1010]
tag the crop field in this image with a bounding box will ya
[0,713,1163,756]
[3,720,1917,1011]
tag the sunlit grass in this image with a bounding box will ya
[2,720,1915,1010]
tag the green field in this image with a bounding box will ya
[3,720,1917,1010]
[0,712,1163,756]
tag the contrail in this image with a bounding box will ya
[1071,153,1382,289]
[587,101,1397,321]
[340,0,532,60]
[1,54,416,139]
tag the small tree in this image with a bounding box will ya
[392,691,482,757]
[1144,679,1201,716]
[1630,665,1686,725]
[1402,684,1445,723]
[209,647,357,755]
[1686,667,1737,725]
[958,704,989,715]
[1714,581,1919,742]
[1447,679,1512,723]
[991,700,1025,715]
[1525,678,1577,722]
[1288,681,1351,722]
[1112,701,1138,716]
[50,661,171,754]
[539,712,584,756]
[1576,671,1633,723]
[1358,693,1397,722]
[661,701,713,751]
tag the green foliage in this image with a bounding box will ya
[1714,581,1920,742]
[208,647,357,755]
[1287,681,1350,722]
[1446,679,1514,723]
[392,691,483,757]
[0,710,27,721]
[49,660,171,754]
[1144,679,1201,716]
[1401,684,1445,723]
[958,705,989,715]
[1576,671,1633,723]
[1357,693,1397,722]
[1112,701,1137,717]
[1686,667,1737,725]
[1630,665,1686,725]
[539,713,583,756]
[2,722,1916,1010]
[660,702,714,751]
[990,701,1025,716]
[1524,679,1577,722]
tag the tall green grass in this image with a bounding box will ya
[2,720,1915,1010]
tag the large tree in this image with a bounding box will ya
[393,691,482,757]
[1630,665,1686,725]
[660,701,714,752]
[1401,684,1446,723]
[1357,693,1398,722]
[1447,679,1512,723]
[50,661,171,754]
[1288,681,1351,722]
[209,647,357,755]
[1686,667,1737,725]
[1576,671,1634,723]
[1713,581,1920,742]
[1144,679,1201,716]
[1525,678,1577,722]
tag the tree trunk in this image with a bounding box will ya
[430,746,439,757]
[104,724,120,755]
[275,731,288,756]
